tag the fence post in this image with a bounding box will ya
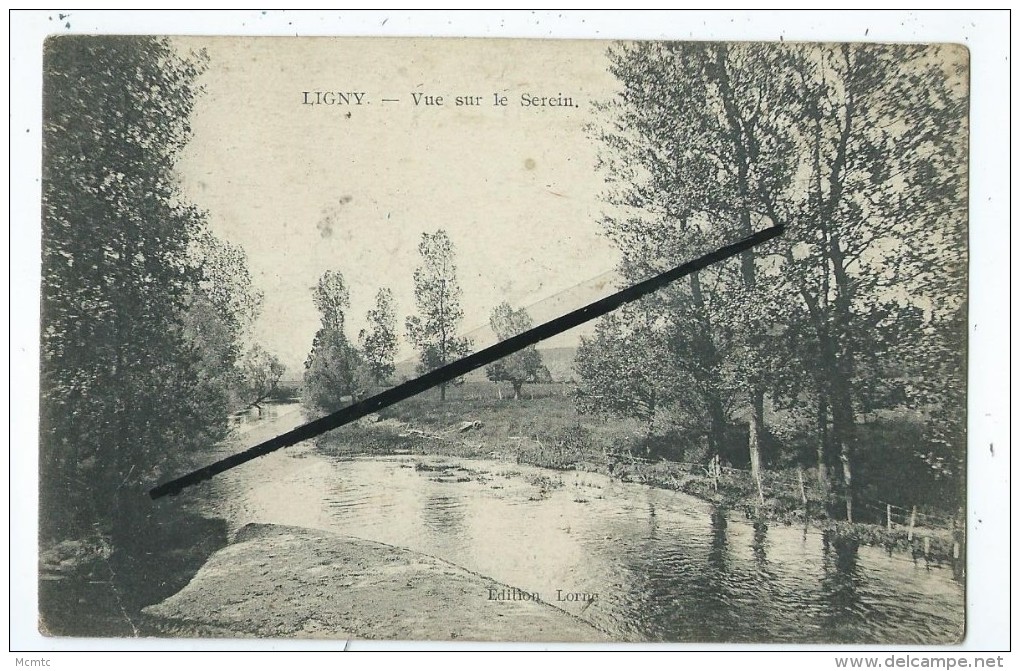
[908,506,917,541]
[886,504,893,531]
[797,465,808,507]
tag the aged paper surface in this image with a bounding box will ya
[37,34,969,645]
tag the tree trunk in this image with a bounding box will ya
[748,398,765,506]
[832,373,856,520]
[734,120,768,513]
[751,386,767,459]
[839,450,853,522]
[827,230,857,522]
[690,271,728,461]
[706,396,728,460]
[816,395,830,490]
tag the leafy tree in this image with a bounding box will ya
[769,43,968,520]
[485,302,548,399]
[592,42,967,519]
[313,269,351,334]
[899,302,966,505]
[405,230,472,401]
[40,36,219,541]
[303,269,365,413]
[236,344,286,413]
[593,42,796,494]
[191,230,263,335]
[181,232,264,415]
[358,287,398,385]
[575,292,743,460]
[303,328,366,413]
[575,311,666,425]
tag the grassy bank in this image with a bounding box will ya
[316,382,960,567]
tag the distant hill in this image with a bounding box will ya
[536,346,578,382]
[393,357,419,382]
[391,345,577,384]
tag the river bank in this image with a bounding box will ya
[35,406,287,637]
[41,403,610,642]
[141,523,609,641]
[316,400,961,569]
[38,399,963,643]
[186,442,964,643]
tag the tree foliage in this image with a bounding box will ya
[575,310,669,425]
[313,269,351,335]
[303,328,366,413]
[485,302,548,399]
[405,230,472,401]
[358,287,398,385]
[583,41,968,519]
[181,232,265,415]
[40,36,224,540]
[236,344,286,412]
[303,269,366,413]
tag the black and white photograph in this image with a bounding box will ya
[14,11,1009,654]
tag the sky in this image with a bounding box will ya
[174,37,625,374]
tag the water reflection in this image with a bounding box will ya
[708,505,729,573]
[219,439,965,644]
[228,402,287,431]
[696,505,741,641]
[752,521,769,572]
[422,493,465,536]
[820,530,867,642]
[646,499,657,541]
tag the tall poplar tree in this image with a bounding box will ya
[303,270,365,412]
[358,287,399,385]
[405,230,472,402]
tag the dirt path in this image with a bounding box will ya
[148,408,610,642]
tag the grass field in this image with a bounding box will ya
[320,381,636,468]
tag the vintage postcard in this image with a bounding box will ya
[36,34,970,645]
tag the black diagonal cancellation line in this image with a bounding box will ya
[149,225,784,500]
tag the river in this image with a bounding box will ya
[201,402,964,644]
